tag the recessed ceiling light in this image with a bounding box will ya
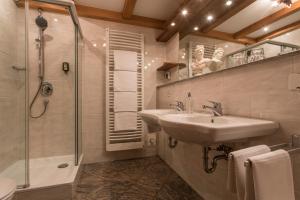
[286,33,290,36]
[93,43,97,47]
[263,27,269,32]
[102,43,106,47]
[224,45,229,48]
[181,9,188,16]
[54,18,58,22]
[194,26,199,31]
[171,22,176,27]
[207,15,214,21]
[225,0,233,6]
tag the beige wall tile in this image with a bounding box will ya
[79,17,166,163]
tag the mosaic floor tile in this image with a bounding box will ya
[74,157,204,200]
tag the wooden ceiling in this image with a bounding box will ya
[17,0,300,44]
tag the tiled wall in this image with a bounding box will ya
[28,10,76,158]
[0,0,26,172]
[79,17,166,163]
[157,52,300,200]
[25,9,166,162]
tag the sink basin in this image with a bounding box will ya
[159,113,279,145]
[139,109,178,132]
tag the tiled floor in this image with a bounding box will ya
[74,157,204,200]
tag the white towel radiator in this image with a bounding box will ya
[105,28,144,151]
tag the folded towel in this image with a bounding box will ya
[114,112,137,131]
[114,71,137,92]
[114,92,137,112]
[245,150,295,200]
[227,145,270,200]
[113,50,138,71]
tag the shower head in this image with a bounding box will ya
[35,10,48,31]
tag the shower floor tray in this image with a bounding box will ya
[0,155,82,189]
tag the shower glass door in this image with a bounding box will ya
[0,0,28,187]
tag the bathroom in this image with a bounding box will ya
[0,0,300,199]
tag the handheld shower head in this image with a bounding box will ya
[35,9,48,31]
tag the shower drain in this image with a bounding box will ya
[57,163,69,168]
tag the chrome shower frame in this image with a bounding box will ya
[20,0,83,189]
[34,0,83,38]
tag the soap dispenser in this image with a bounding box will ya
[186,92,193,113]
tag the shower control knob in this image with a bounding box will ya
[41,82,53,97]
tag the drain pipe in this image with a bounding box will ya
[203,145,233,174]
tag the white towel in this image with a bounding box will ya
[114,92,137,112]
[114,71,137,92]
[114,112,137,131]
[245,150,295,200]
[113,50,138,71]
[227,145,270,200]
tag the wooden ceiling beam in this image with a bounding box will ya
[192,30,256,45]
[16,0,67,14]
[122,0,137,19]
[256,20,300,41]
[76,4,164,29]
[16,0,165,30]
[179,0,256,41]
[233,0,300,38]
[201,0,255,33]
[156,0,211,42]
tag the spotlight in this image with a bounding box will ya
[263,27,269,32]
[225,0,233,6]
[207,15,214,21]
[181,9,188,16]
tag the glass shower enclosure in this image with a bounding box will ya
[0,0,83,189]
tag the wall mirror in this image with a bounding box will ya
[159,0,300,83]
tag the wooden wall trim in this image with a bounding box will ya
[192,30,256,45]
[256,20,300,41]
[17,0,165,30]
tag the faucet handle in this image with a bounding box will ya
[175,100,183,105]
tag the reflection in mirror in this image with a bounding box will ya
[158,0,300,82]
[179,26,300,79]
[179,35,245,78]
[157,0,300,85]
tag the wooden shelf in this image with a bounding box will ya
[157,62,186,71]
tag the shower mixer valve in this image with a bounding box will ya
[41,82,53,97]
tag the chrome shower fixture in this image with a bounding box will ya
[30,9,52,119]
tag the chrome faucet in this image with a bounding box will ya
[202,101,223,116]
[170,101,185,111]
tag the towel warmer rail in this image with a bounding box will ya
[105,29,144,151]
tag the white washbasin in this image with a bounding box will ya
[159,113,279,145]
[139,109,178,132]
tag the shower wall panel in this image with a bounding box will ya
[0,0,26,173]
[28,10,76,158]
